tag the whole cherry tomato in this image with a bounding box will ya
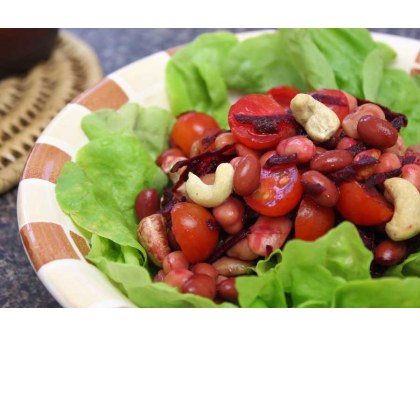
[336,181,394,226]
[228,94,296,150]
[171,202,219,263]
[171,111,220,155]
[295,196,335,241]
[244,164,303,217]
[309,89,350,122]
[267,86,301,108]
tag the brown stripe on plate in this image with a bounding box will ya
[416,51,420,64]
[70,231,90,257]
[20,222,80,271]
[73,78,128,111]
[411,68,420,76]
[21,143,71,183]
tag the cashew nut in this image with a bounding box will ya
[137,213,171,266]
[290,93,340,142]
[384,177,420,241]
[185,163,234,208]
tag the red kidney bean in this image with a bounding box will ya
[342,91,358,112]
[192,263,219,279]
[301,170,339,207]
[310,150,353,173]
[375,152,402,174]
[227,237,259,261]
[153,270,165,282]
[259,150,277,166]
[235,143,261,160]
[212,257,253,277]
[404,145,420,165]
[233,154,261,196]
[217,278,238,304]
[314,146,328,156]
[216,275,229,285]
[156,147,185,166]
[247,216,293,257]
[135,188,160,222]
[181,274,217,299]
[353,149,381,181]
[163,251,189,274]
[213,197,244,234]
[336,137,359,150]
[342,103,385,138]
[189,139,203,157]
[164,268,194,290]
[384,135,407,157]
[401,164,420,192]
[230,156,242,169]
[374,240,407,267]
[276,135,316,165]
[215,132,236,150]
[357,115,398,149]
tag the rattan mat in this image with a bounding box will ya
[0,31,103,194]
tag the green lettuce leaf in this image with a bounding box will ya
[362,48,385,101]
[236,266,287,308]
[376,68,420,146]
[88,235,235,308]
[333,277,420,308]
[165,32,238,127]
[56,133,167,255]
[290,266,346,308]
[223,31,308,93]
[81,103,175,159]
[386,250,420,278]
[276,222,373,293]
[280,29,337,91]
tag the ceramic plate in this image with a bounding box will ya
[17,31,420,307]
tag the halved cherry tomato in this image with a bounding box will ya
[171,111,220,155]
[244,164,303,216]
[336,181,394,226]
[171,202,219,263]
[309,89,350,122]
[267,86,301,108]
[228,94,296,150]
[295,196,335,241]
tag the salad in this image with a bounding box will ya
[55,29,420,308]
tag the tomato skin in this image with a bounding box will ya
[309,89,350,122]
[170,202,219,263]
[337,181,394,226]
[228,94,296,150]
[244,164,303,217]
[295,197,335,241]
[267,86,301,108]
[171,112,220,155]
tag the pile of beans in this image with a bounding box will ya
[135,88,420,304]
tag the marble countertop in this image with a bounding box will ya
[1,28,419,307]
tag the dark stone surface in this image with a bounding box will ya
[1,28,419,307]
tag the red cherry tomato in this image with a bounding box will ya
[228,94,296,150]
[267,86,301,108]
[295,196,335,241]
[171,111,220,155]
[171,202,219,263]
[309,89,350,122]
[337,181,394,226]
[244,164,303,217]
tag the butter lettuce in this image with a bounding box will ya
[165,32,238,127]
[88,235,235,308]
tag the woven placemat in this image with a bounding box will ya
[0,31,103,194]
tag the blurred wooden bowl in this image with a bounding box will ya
[0,28,59,78]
